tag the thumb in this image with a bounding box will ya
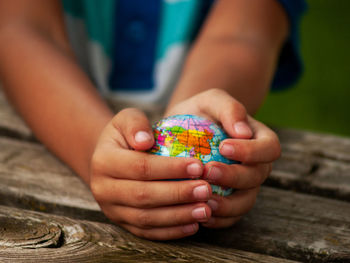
[195,89,253,139]
[114,108,154,151]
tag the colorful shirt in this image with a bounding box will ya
[62,0,306,105]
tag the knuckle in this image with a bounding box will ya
[172,183,183,203]
[137,210,152,228]
[133,157,152,180]
[90,151,105,176]
[205,89,247,121]
[232,100,246,114]
[134,185,152,207]
[240,146,253,163]
[221,99,246,120]
[171,210,183,226]
[90,181,105,202]
[115,107,142,132]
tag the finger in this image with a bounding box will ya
[203,162,272,189]
[219,118,281,163]
[91,178,212,208]
[195,89,253,139]
[120,222,199,240]
[91,147,203,180]
[104,203,211,228]
[201,216,242,229]
[206,187,260,217]
[113,108,154,151]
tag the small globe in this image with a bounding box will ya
[149,114,236,196]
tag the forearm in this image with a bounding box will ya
[169,39,276,115]
[168,0,289,115]
[0,24,113,183]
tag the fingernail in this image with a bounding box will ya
[220,144,234,156]
[135,131,152,143]
[193,185,209,200]
[182,223,198,234]
[187,163,203,178]
[234,121,252,137]
[207,166,222,181]
[207,199,219,211]
[192,207,207,221]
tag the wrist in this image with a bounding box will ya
[78,112,113,185]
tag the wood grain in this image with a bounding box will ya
[0,205,298,263]
[270,129,350,201]
[195,187,350,262]
[1,136,350,261]
[0,136,103,221]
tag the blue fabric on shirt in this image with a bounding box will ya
[108,0,306,92]
[108,0,215,92]
[109,0,162,91]
[62,0,307,98]
[272,0,307,89]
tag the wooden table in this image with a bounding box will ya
[0,91,349,262]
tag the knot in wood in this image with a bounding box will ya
[0,215,62,248]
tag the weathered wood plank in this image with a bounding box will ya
[0,136,103,221]
[0,89,33,140]
[270,129,350,201]
[196,187,350,262]
[0,205,298,263]
[277,129,350,162]
[1,136,350,262]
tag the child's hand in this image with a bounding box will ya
[89,108,213,240]
[201,115,280,228]
[165,89,281,228]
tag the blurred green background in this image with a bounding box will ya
[256,0,350,137]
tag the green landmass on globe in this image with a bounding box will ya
[149,114,236,196]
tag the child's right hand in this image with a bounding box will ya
[89,108,212,240]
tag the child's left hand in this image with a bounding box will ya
[165,89,281,228]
